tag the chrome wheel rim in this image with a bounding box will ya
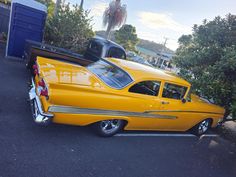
[101,120,121,134]
[198,120,209,134]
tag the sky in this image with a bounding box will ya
[63,0,236,51]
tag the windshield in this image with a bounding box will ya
[87,60,133,89]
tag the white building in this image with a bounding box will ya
[136,46,178,73]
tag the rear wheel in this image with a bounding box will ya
[192,119,211,136]
[93,119,125,137]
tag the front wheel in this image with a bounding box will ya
[93,119,125,137]
[192,119,212,136]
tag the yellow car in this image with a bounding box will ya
[29,57,225,137]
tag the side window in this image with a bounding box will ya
[108,47,126,59]
[162,83,187,100]
[88,41,102,56]
[129,81,161,96]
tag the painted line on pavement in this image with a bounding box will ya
[115,133,219,137]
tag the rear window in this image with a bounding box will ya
[108,47,126,59]
[87,60,133,89]
[87,41,102,56]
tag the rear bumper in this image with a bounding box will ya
[29,78,54,125]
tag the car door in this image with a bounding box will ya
[155,81,191,131]
[126,80,165,130]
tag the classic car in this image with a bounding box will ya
[29,56,225,137]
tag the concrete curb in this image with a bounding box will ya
[223,121,236,134]
[216,121,236,143]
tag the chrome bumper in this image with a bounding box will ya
[29,78,53,125]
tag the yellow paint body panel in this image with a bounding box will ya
[34,57,225,132]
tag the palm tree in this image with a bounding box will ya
[103,0,127,39]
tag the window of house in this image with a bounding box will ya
[129,81,161,96]
[162,83,188,100]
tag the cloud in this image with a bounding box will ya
[138,12,190,33]
[166,39,179,51]
[89,2,108,17]
[87,1,108,30]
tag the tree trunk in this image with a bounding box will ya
[105,22,113,40]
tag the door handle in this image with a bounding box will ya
[161,101,169,105]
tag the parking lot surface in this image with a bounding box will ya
[0,54,236,177]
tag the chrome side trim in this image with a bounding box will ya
[144,110,223,115]
[48,106,177,119]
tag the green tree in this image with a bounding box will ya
[35,0,55,17]
[44,3,94,53]
[114,24,139,51]
[174,14,236,118]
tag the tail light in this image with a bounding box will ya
[38,78,49,99]
[33,64,39,75]
[33,64,38,69]
[38,79,45,87]
[40,88,48,97]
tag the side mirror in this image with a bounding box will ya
[182,98,187,103]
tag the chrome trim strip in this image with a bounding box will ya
[48,106,177,119]
[144,110,223,115]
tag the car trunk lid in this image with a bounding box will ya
[36,57,101,88]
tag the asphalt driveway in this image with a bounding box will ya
[0,50,236,177]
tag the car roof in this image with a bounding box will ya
[105,58,191,87]
[92,36,126,51]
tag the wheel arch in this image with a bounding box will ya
[87,116,131,127]
[189,117,213,131]
[198,118,213,127]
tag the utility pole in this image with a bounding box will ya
[163,37,168,48]
[54,0,61,16]
[160,37,168,69]
[80,0,84,10]
[62,0,65,6]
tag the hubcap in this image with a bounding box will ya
[101,120,121,134]
[198,120,209,134]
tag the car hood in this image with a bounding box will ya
[37,57,102,88]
